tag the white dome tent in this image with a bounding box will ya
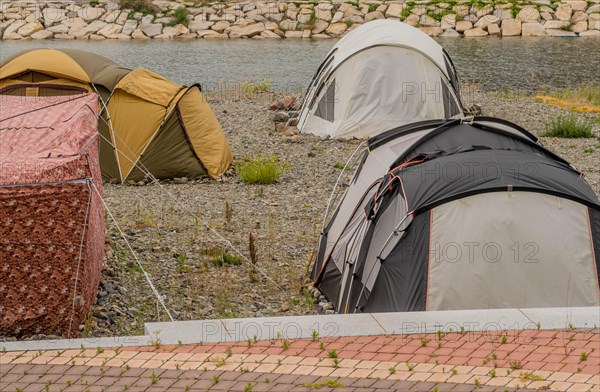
[298,20,464,139]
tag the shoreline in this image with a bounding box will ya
[1,0,599,41]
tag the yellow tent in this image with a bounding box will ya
[0,49,232,182]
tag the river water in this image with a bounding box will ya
[1,37,599,92]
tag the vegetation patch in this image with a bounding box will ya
[536,84,600,113]
[302,379,344,389]
[541,114,593,138]
[242,79,273,94]
[169,7,189,26]
[120,0,160,15]
[211,250,243,266]
[236,155,288,184]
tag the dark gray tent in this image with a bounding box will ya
[312,117,600,313]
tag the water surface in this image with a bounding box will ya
[1,37,598,91]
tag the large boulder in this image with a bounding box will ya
[42,8,66,25]
[571,11,588,23]
[103,9,120,23]
[78,6,105,22]
[441,28,460,37]
[365,11,385,22]
[139,22,162,37]
[211,21,230,32]
[487,23,501,35]
[385,3,403,18]
[122,20,138,35]
[47,24,69,34]
[475,15,499,29]
[326,22,347,36]
[545,28,576,36]
[279,19,297,31]
[521,22,545,36]
[17,21,42,37]
[162,24,189,37]
[312,19,328,34]
[30,30,53,39]
[4,21,26,36]
[441,14,456,29]
[464,27,488,37]
[565,0,588,11]
[455,20,473,32]
[501,18,522,36]
[555,6,573,21]
[517,7,540,21]
[420,15,440,27]
[544,20,570,29]
[570,20,588,32]
[131,29,150,39]
[97,23,122,37]
[284,30,303,38]
[228,22,265,38]
[420,26,443,36]
[579,30,600,37]
[189,20,213,32]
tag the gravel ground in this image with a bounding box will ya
[3,86,599,340]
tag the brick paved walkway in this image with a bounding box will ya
[1,329,599,391]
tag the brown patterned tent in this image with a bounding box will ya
[0,93,104,337]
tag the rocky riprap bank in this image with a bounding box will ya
[1,0,599,41]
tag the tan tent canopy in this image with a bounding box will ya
[0,48,232,182]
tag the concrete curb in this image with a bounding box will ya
[2,306,598,352]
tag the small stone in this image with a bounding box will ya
[275,123,288,133]
[174,177,189,184]
[271,111,290,123]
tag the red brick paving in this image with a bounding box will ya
[1,328,599,391]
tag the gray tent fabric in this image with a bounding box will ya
[312,117,600,313]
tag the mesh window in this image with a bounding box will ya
[315,80,335,122]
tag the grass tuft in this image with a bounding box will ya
[169,7,189,26]
[243,79,272,94]
[211,251,242,267]
[236,155,288,184]
[541,114,593,138]
[119,0,159,15]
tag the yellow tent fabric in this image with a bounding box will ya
[179,87,233,178]
[0,49,90,83]
[106,69,232,181]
